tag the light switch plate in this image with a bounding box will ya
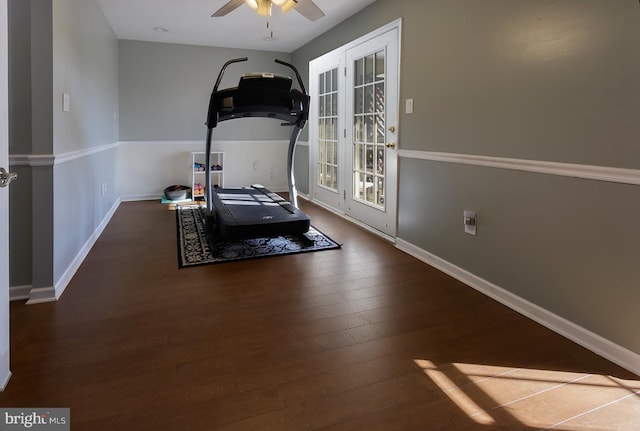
[62,93,70,112]
[405,98,414,114]
[464,210,477,236]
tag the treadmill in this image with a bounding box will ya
[202,57,311,242]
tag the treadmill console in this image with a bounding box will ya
[207,60,309,128]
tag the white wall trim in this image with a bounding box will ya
[9,142,119,167]
[309,198,395,243]
[297,140,309,147]
[23,198,121,305]
[55,142,119,165]
[9,285,31,301]
[0,369,11,392]
[395,237,640,376]
[120,194,161,202]
[398,149,640,187]
[9,154,55,166]
[52,197,121,301]
[119,140,202,147]
[25,286,56,305]
[118,139,288,147]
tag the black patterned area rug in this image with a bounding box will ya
[176,206,341,268]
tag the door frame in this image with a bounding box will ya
[308,19,402,240]
[0,0,12,390]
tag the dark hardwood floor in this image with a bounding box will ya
[1,200,638,430]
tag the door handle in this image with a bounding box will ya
[0,167,17,188]
[386,142,396,149]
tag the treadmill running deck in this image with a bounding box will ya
[207,185,310,241]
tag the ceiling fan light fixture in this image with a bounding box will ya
[256,0,272,16]
[271,0,287,5]
[280,0,297,13]
[245,0,259,10]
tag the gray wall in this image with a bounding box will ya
[8,0,119,291]
[53,0,119,153]
[119,40,294,141]
[7,0,31,286]
[7,0,29,155]
[293,0,640,354]
[51,0,119,284]
[8,0,54,289]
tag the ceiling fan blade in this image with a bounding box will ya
[212,0,245,17]
[292,0,325,21]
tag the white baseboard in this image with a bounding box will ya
[9,285,31,301]
[49,198,122,301]
[309,198,395,243]
[24,199,122,305]
[0,371,11,392]
[120,194,161,202]
[0,348,10,391]
[25,286,56,305]
[395,238,640,376]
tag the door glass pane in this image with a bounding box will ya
[355,58,364,86]
[375,83,384,114]
[365,174,374,201]
[332,93,338,117]
[354,87,363,114]
[325,95,331,117]
[364,85,374,114]
[376,147,385,175]
[366,115,374,143]
[365,54,374,84]
[375,50,385,80]
[376,114,385,144]
[354,116,363,143]
[366,145,374,170]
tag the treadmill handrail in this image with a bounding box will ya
[274,59,306,95]
[212,57,248,94]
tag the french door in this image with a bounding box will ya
[309,51,344,211]
[310,24,400,238]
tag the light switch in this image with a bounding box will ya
[464,210,477,236]
[405,98,414,114]
[62,93,70,112]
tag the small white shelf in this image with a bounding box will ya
[191,151,224,200]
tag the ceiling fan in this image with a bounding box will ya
[212,0,325,22]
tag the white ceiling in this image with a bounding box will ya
[95,0,376,53]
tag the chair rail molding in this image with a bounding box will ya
[398,150,640,186]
